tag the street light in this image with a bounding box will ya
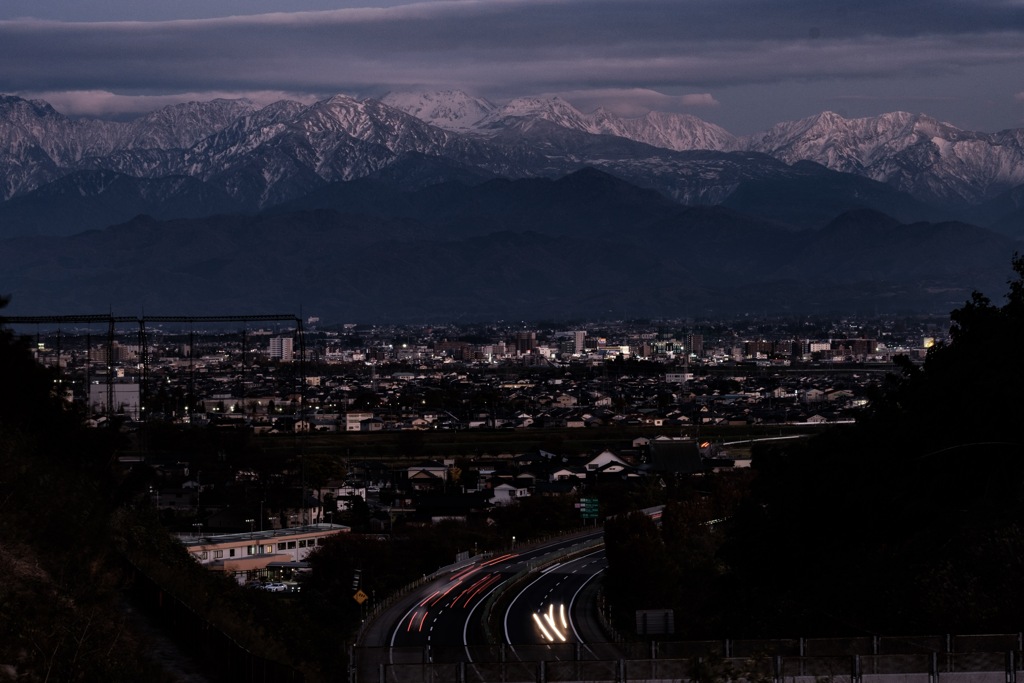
[246,518,255,537]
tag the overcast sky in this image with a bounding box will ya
[1,0,1022,134]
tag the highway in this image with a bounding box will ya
[502,549,605,647]
[501,548,624,663]
[358,529,611,671]
[356,510,664,681]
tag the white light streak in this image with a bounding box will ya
[543,604,567,642]
[532,612,554,642]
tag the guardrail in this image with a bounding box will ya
[359,644,1024,683]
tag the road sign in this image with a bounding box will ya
[580,497,599,519]
[353,589,368,604]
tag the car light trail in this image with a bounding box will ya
[464,573,503,606]
[544,604,567,642]
[532,612,554,642]
[449,564,480,582]
[454,573,494,606]
[537,603,567,642]
[418,610,430,632]
[430,580,462,606]
[407,611,420,632]
[419,590,440,607]
[481,553,517,567]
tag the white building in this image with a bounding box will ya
[88,382,140,419]
[181,523,348,581]
[489,483,530,506]
[269,336,294,361]
[344,411,374,432]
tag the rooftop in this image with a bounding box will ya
[180,523,349,549]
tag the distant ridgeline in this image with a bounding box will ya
[1,92,1022,320]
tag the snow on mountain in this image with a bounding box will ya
[119,98,260,150]
[466,94,737,153]
[2,90,1024,210]
[380,90,496,131]
[476,95,594,134]
[743,111,1024,203]
[295,94,458,149]
[592,110,736,152]
[745,111,937,174]
[0,96,76,199]
[0,96,265,199]
[181,93,524,205]
[0,95,127,172]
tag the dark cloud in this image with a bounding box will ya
[1,0,1021,132]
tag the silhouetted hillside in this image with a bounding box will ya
[1,171,1017,321]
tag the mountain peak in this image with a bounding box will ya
[380,90,495,131]
[744,109,1024,202]
[124,98,259,150]
[0,93,64,121]
[324,93,363,107]
[1,91,1023,214]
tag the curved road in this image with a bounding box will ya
[360,531,606,663]
[503,549,605,645]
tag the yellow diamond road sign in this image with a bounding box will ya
[353,589,368,604]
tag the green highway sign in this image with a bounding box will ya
[579,497,599,519]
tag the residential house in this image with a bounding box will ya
[583,449,629,472]
[489,482,530,506]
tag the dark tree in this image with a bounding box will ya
[0,297,74,433]
[717,256,1024,635]
[605,257,1024,638]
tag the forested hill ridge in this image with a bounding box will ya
[0,173,1017,321]
[603,256,1024,638]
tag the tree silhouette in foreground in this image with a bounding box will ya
[725,256,1024,636]
[605,257,1024,638]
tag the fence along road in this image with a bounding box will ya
[355,632,1023,683]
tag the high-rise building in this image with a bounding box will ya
[515,331,537,354]
[685,333,704,357]
[269,336,294,362]
[573,330,586,354]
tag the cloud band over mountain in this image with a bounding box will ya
[1,0,1023,133]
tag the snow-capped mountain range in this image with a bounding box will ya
[380,91,1024,207]
[5,89,1024,321]
[745,110,1024,205]
[394,92,739,152]
[2,89,1023,217]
